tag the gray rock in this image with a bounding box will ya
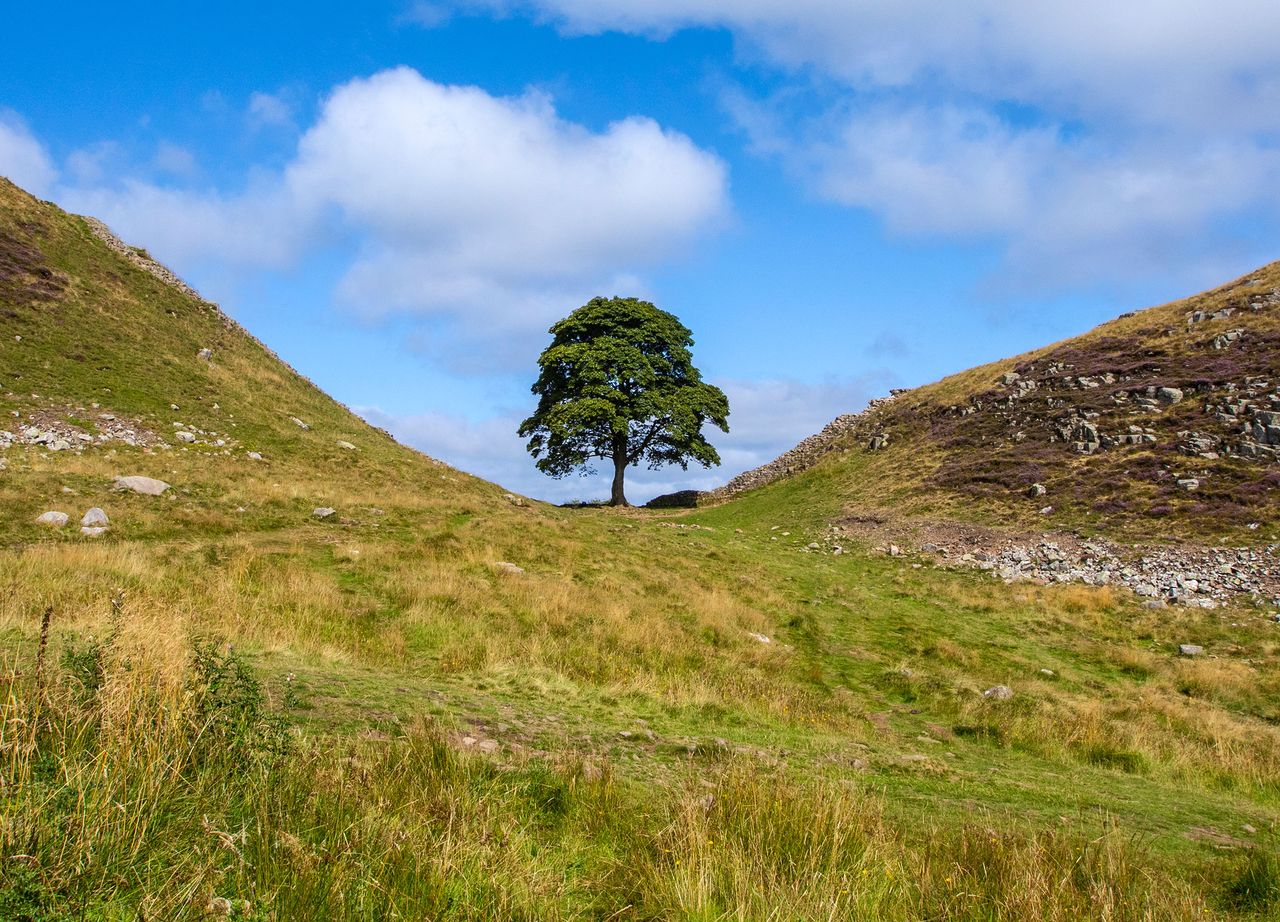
[1157,387,1184,404]
[290,417,310,430]
[312,507,336,519]
[197,348,213,361]
[1175,478,1199,491]
[983,685,1014,700]
[175,431,196,443]
[493,561,525,575]
[1027,483,1047,498]
[246,451,263,461]
[336,440,356,450]
[35,511,69,528]
[81,507,109,527]
[80,526,109,537]
[113,475,171,496]
[1178,644,1204,657]
[1142,600,1167,609]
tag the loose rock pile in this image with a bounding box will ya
[707,392,903,500]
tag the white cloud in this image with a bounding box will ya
[287,68,727,331]
[247,91,295,129]
[478,1,1280,130]
[153,141,199,178]
[49,68,727,357]
[0,111,57,196]
[478,0,1280,293]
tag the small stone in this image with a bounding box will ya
[889,544,902,557]
[1242,824,1258,835]
[477,739,499,753]
[983,685,1014,700]
[312,507,336,519]
[1038,668,1055,676]
[80,526,109,538]
[81,507,109,527]
[290,417,310,430]
[35,511,69,528]
[1178,644,1204,657]
[1027,483,1047,498]
[1142,600,1167,610]
[246,451,262,461]
[1157,387,1184,404]
[748,631,772,644]
[493,561,525,575]
[197,348,213,361]
[175,431,196,443]
[336,440,356,450]
[112,475,171,496]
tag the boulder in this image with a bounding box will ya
[175,431,196,443]
[1178,644,1204,657]
[113,475,171,496]
[81,507,109,527]
[1175,478,1199,491]
[1027,483,1047,498]
[983,685,1014,700]
[1157,387,1184,404]
[493,561,525,576]
[336,440,356,451]
[312,507,336,519]
[290,417,311,430]
[35,511,69,528]
[197,348,213,361]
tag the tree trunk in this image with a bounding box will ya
[610,443,629,507]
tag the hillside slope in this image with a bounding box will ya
[0,178,518,542]
[3,179,1279,920]
[718,265,1280,545]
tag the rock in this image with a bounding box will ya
[175,431,196,443]
[983,685,1014,700]
[290,417,310,430]
[197,348,213,361]
[1000,371,1021,385]
[1178,644,1204,657]
[503,493,527,507]
[336,440,356,451]
[889,544,902,557]
[1157,387,1184,404]
[35,511,69,528]
[1142,600,1167,610]
[493,561,525,575]
[1027,483,1047,498]
[312,507,336,519]
[80,526,109,538]
[112,475,171,496]
[477,739,499,753]
[1175,478,1199,491]
[1038,668,1055,676]
[806,542,820,550]
[81,508,109,527]
[246,451,262,461]
[868,435,889,451]
[747,632,772,644]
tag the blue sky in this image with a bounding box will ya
[4,1,1279,502]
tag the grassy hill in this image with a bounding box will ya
[2,178,1279,920]
[721,264,1280,545]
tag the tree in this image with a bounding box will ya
[519,296,730,507]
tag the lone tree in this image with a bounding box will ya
[519,296,729,506]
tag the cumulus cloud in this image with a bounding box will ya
[49,68,727,355]
[475,0,1280,293]
[0,111,57,195]
[474,1,1280,130]
[287,69,727,331]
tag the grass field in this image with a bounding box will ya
[2,179,1280,919]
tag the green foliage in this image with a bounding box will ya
[519,296,729,503]
[189,638,291,760]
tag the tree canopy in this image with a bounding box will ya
[518,297,730,506]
